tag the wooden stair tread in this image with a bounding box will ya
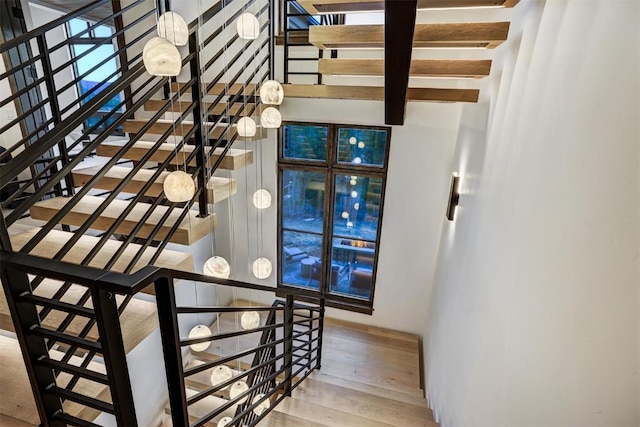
[319,59,492,78]
[170,82,258,97]
[123,119,267,141]
[96,141,253,171]
[10,228,193,273]
[324,316,420,344]
[293,377,434,425]
[29,195,215,246]
[299,0,519,14]
[144,100,245,116]
[276,396,397,427]
[310,22,510,49]
[261,410,329,427]
[275,30,310,46]
[0,278,158,354]
[308,370,427,407]
[0,335,110,424]
[283,84,479,103]
[71,165,237,203]
[164,388,234,426]
[0,414,35,427]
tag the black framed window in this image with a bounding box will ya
[278,122,391,313]
[67,18,124,135]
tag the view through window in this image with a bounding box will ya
[279,122,390,312]
[68,18,124,135]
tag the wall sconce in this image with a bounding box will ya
[446,174,460,221]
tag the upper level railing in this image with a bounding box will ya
[0,249,324,427]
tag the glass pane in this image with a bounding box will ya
[281,230,322,290]
[282,169,325,234]
[73,44,123,112]
[330,237,375,300]
[332,174,382,242]
[93,25,113,38]
[69,18,88,37]
[337,127,388,167]
[283,124,328,161]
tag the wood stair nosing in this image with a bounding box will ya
[283,84,479,103]
[170,82,259,97]
[298,0,519,15]
[95,140,254,171]
[70,165,237,203]
[144,100,245,116]
[10,227,193,274]
[309,22,510,50]
[122,119,268,141]
[29,195,216,246]
[0,278,158,354]
[318,58,492,78]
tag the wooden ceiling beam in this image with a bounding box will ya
[319,58,492,78]
[384,0,417,125]
[299,0,519,15]
[309,22,510,50]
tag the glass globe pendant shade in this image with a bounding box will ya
[236,13,260,40]
[210,365,233,390]
[143,36,181,76]
[203,256,231,279]
[241,311,261,330]
[346,221,354,227]
[358,141,365,149]
[188,325,212,352]
[229,381,249,404]
[237,116,257,137]
[259,80,284,105]
[260,107,282,129]
[252,257,272,279]
[164,171,195,202]
[341,211,349,219]
[349,137,357,145]
[351,191,358,198]
[252,189,272,209]
[157,12,188,46]
[352,157,362,164]
[252,394,270,416]
[350,179,357,186]
[217,417,232,427]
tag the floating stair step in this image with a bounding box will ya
[30,195,216,246]
[123,119,268,141]
[164,388,235,426]
[144,100,245,117]
[293,378,435,426]
[183,359,243,397]
[0,414,34,427]
[96,141,254,171]
[10,228,193,273]
[0,278,158,353]
[275,396,393,427]
[71,165,237,203]
[310,22,510,49]
[319,58,492,78]
[275,30,310,46]
[170,82,259,97]
[260,410,328,427]
[0,335,109,425]
[283,84,479,103]
[299,0,519,14]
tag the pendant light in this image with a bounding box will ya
[217,417,232,427]
[241,311,260,330]
[259,80,284,105]
[252,257,272,279]
[187,325,211,352]
[252,394,270,416]
[236,13,260,40]
[252,189,271,209]
[164,171,196,202]
[349,137,357,145]
[229,380,249,404]
[260,107,282,129]
[237,116,257,137]
[203,256,231,278]
[143,36,182,76]
[210,365,233,390]
[157,11,188,46]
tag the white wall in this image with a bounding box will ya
[425,0,640,425]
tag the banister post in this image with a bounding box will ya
[317,297,325,369]
[188,30,210,218]
[154,276,190,426]
[283,294,294,396]
[91,288,138,426]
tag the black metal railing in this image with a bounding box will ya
[0,250,325,427]
[282,0,343,84]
